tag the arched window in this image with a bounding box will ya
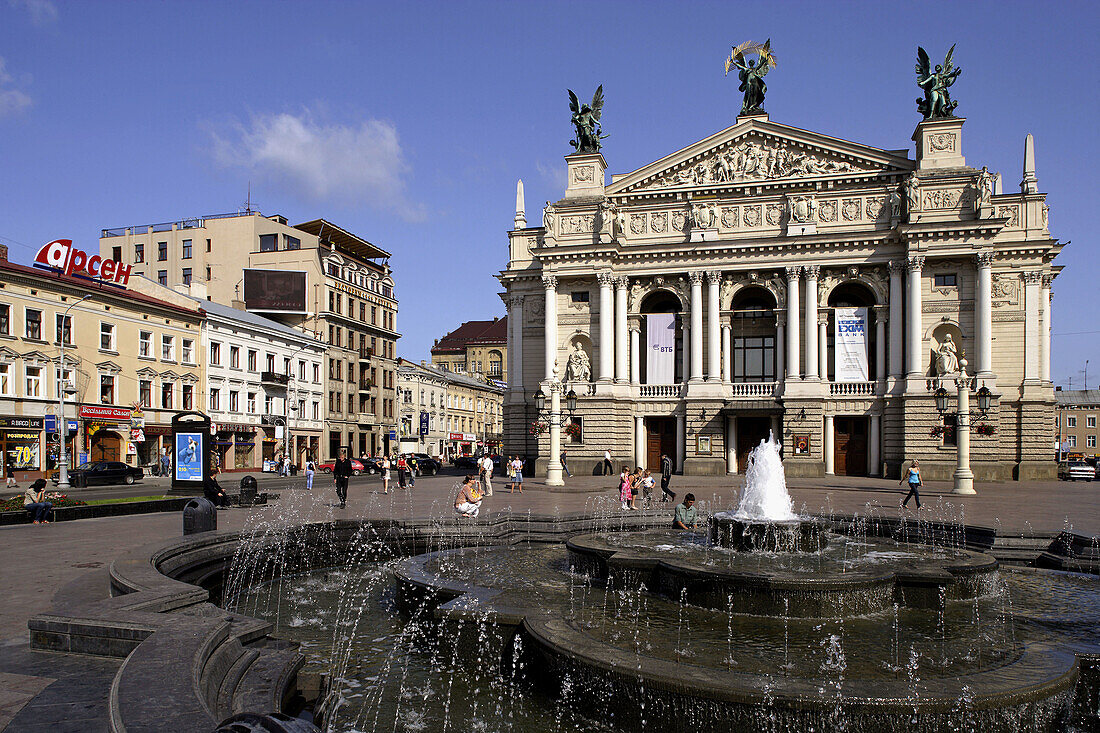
[639,291,684,384]
[826,282,878,382]
[488,350,503,377]
[729,287,778,383]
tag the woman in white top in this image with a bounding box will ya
[510,457,524,494]
[381,456,391,495]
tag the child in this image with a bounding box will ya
[619,466,633,510]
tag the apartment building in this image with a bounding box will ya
[430,318,508,381]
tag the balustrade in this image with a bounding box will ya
[830,381,876,396]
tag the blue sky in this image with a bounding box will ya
[1,0,1097,385]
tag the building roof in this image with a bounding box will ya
[1055,389,1100,406]
[430,317,508,355]
[397,358,503,393]
[295,219,390,261]
[190,297,323,347]
[0,258,202,319]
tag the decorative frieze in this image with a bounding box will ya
[650,212,667,233]
[743,205,761,227]
[818,200,838,222]
[559,214,595,235]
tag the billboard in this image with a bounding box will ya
[834,307,869,382]
[174,432,205,482]
[243,269,307,313]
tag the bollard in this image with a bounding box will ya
[182,497,217,535]
[239,475,258,507]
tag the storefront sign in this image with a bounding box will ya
[646,313,676,384]
[448,432,476,441]
[419,412,429,436]
[130,428,146,443]
[79,405,133,421]
[834,307,869,382]
[34,239,132,285]
[0,416,43,430]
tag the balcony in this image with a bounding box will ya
[358,347,373,363]
[359,379,375,393]
[730,381,779,398]
[260,371,290,387]
[830,381,877,397]
[639,384,685,399]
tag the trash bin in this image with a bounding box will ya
[183,497,217,535]
[239,475,258,507]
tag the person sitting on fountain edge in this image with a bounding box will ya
[673,493,697,530]
[454,475,483,518]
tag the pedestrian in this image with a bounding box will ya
[283,454,291,477]
[454,475,483,517]
[660,453,676,502]
[900,459,923,509]
[203,466,230,509]
[603,449,613,476]
[381,455,391,494]
[510,456,524,494]
[560,449,571,477]
[640,469,655,507]
[408,455,418,487]
[24,479,52,524]
[333,449,353,508]
[5,457,16,488]
[479,454,494,497]
[305,455,315,491]
[161,448,172,478]
[397,454,409,489]
[673,493,698,530]
[629,467,643,510]
[619,466,633,510]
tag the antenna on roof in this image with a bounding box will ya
[242,181,255,215]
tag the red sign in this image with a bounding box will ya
[35,239,132,285]
[79,405,133,421]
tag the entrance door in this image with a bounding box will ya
[834,416,868,476]
[645,417,676,472]
[90,431,121,462]
[736,416,772,472]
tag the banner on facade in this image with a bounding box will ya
[834,307,869,382]
[646,313,676,384]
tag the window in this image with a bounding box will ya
[139,380,151,407]
[571,291,590,303]
[312,401,319,420]
[205,267,211,281]
[371,306,377,325]
[24,365,42,397]
[134,243,145,263]
[0,363,10,395]
[0,304,8,336]
[933,273,957,287]
[1088,435,1097,449]
[56,314,72,345]
[112,246,122,261]
[160,382,173,409]
[248,350,257,371]
[182,268,192,286]
[158,241,168,261]
[284,357,291,375]
[296,398,304,416]
[1067,416,1077,428]
[182,239,192,259]
[259,234,277,252]
[25,309,41,340]
[229,390,239,412]
[158,271,168,286]
[1088,416,1096,429]
[265,395,273,414]
[359,303,366,321]
[209,387,219,411]
[210,342,221,366]
[100,322,115,351]
[139,331,152,358]
[182,384,193,410]
[285,235,300,250]
[732,335,776,383]
[266,353,275,372]
[100,375,115,404]
[298,360,306,380]
[247,392,256,414]
[229,345,240,369]
[206,239,211,252]
[1067,435,1077,448]
[165,336,178,362]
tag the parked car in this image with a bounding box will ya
[1057,461,1094,481]
[410,454,442,476]
[359,456,385,475]
[453,455,478,470]
[63,461,143,487]
[316,459,364,476]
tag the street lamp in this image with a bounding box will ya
[57,294,91,490]
[531,362,577,487]
[933,358,990,495]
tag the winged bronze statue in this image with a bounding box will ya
[725,39,774,116]
[915,44,961,119]
[568,85,608,154]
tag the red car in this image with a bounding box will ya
[316,459,364,476]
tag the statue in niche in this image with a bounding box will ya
[568,86,607,154]
[935,334,960,375]
[598,200,615,237]
[565,342,592,383]
[915,45,961,119]
[724,40,774,116]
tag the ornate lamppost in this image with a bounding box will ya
[933,358,992,495]
[533,363,577,487]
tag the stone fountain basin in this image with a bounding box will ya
[709,512,830,553]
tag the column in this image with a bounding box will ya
[543,275,558,380]
[721,323,732,383]
[785,266,801,379]
[869,413,881,477]
[597,273,614,382]
[707,271,721,380]
[975,252,994,377]
[675,412,685,470]
[629,325,641,385]
[726,415,738,474]
[680,322,690,385]
[775,313,786,382]
[906,257,925,378]
[1023,271,1042,382]
[1041,274,1052,383]
[953,361,975,494]
[635,416,646,468]
[804,265,819,380]
[874,307,887,383]
[547,383,563,486]
[689,272,704,382]
[770,413,781,442]
[615,277,629,383]
[824,414,834,475]
[509,295,524,393]
[888,261,905,379]
[818,313,828,383]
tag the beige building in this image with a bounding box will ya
[396,358,505,458]
[430,318,508,381]
[99,212,399,459]
[500,108,1060,480]
[1054,389,1100,459]
[0,245,203,481]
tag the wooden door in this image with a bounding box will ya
[646,418,676,472]
[737,417,772,473]
[90,432,121,463]
[834,417,868,476]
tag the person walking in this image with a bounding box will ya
[304,456,315,491]
[333,449,353,508]
[24,479,52,524]
[408,455,418,487]
[510,456,524,494]
[900,459,923,509]
[160,448,172,479]
[479,454,494,497]
[602,449,613,476]
[381,455,391,495]
[660,453,676,502]
[560,449,571,477]
[396,454,409,489]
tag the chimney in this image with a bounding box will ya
[231,299,247,310]
[0,243,7,261]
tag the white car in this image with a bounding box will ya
[1057,461,1094,481]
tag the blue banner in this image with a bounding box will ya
[175,432,204,482]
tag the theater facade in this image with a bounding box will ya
[499,108,1061,480]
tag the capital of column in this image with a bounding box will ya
[689,271,704,286]
[887,259,907,276]
[542,274,558,289]
[785,265,802,281]
[906,256,925,273]
[804,264,820,280]
[706,269,722,285]
[507,294,525,309]
[975,251,995,269]
[873,305,888,324]
[596,272,614,287]
[1041,273,1054,288]
[614,275,629,290]
[721,322,731,332]
[1023,270,1043,284]
[818,312,830,327]
[628,321,642,334]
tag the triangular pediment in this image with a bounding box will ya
[20,350,52,363]
[607,117,913,196]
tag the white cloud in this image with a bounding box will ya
[8,0,57,25]
[0,57,32,117]
[212,109,424,221]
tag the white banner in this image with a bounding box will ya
[646,313,676,384]
[834,307,869,382]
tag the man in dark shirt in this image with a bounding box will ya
[660,453,675,502]
[333,449,353,508]
[203,466,229,508]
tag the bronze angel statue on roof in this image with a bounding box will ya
[915,45,961,119]
[568,85,608,154]
[725,39,775,116]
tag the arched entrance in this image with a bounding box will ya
[826,282,877,477]
[90,430,121,463]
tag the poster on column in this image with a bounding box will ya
[834,307,869,382]
[646,313,676,384]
